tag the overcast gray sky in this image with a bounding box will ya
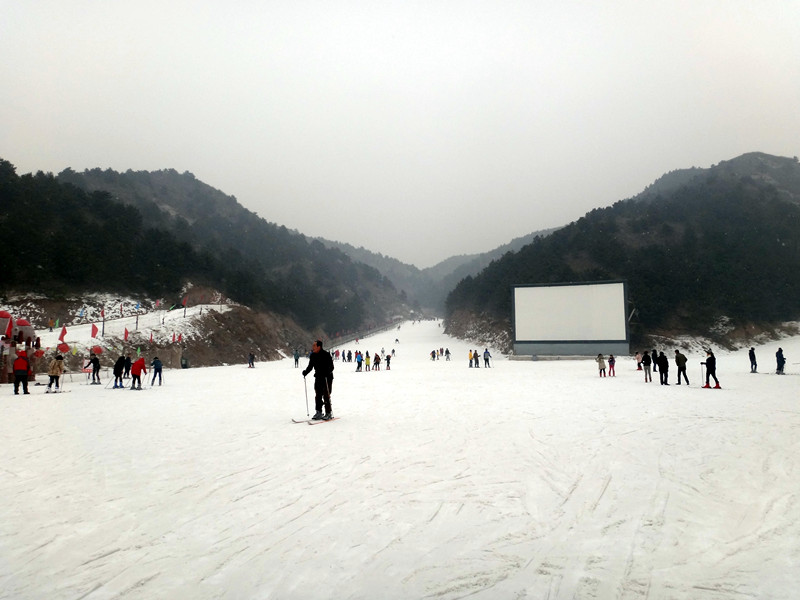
[2,1,799,268]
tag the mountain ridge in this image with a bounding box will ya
[444,152,800,351]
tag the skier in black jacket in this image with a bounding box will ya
[302,340,335,420]
[86,353,101,384]
[702,349,720,388]
[113,355,126,388]
[657,352,670,385]
[776,348,786,374]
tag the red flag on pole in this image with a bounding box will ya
[58,326,67,341]
[182,296,187,307]
[155,299,161,307]
[91,324,99,338]
[120,304,124,316]
[178,333,182,342]
[4,318,12,338]
[124,327,129,341]
[172,332,176,343]
[150,332,153,343]
[100,308,105,318]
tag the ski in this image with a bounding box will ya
[292,417,340,424]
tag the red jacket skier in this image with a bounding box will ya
[130,357,147,390]
[13,350,30,395]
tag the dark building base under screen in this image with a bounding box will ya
[514,341,630,357]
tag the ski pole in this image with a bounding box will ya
[303,376,310,417]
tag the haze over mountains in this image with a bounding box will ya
[3,151,800,351]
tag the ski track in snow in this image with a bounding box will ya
[1,320,800,598]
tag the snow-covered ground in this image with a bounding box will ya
[1,319,798,599]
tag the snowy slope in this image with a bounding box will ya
[1,320,798,599]
[2,293,232,354]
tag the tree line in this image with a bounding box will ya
[0,159,403,334]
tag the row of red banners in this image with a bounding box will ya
[58,325,182,344]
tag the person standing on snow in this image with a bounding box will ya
[150,356,163,386]
[113,355,126,388]
[775,348,785,374]
[702,349,720,388]
[13,349,30,395]
[302,339,335,421]
[674,350,689,385]
[749,347,757,373]
[596,354,606,377]
[483,348,492,368]
[46,354,65,392]
[657,352,670,385]
[85,352,101,384]
[641,351,652,383]
[130,356,147,390]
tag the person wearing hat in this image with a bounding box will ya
[46,354,65,392]
[702,349,720,389]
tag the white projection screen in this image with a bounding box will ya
[513,281,629,356]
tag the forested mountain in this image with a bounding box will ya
[0,160,409,334]
[445,153,800,347]
[319,227,560,312]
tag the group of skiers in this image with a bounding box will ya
[594,354,617,377]
[84,353,162,389]
[467,349,491,368]
[109,354,161,389]
[429,347,451,361]
[57,353,160,390]
[353,350,390,371]
[11,350,162,394]
[633,348,718,387]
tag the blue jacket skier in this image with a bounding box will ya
[150,356,163,386]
